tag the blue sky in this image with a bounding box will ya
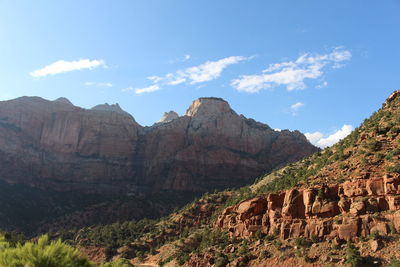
[1,0,399,147]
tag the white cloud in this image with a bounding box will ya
[30,59,106,77]
[231,47,351,93]
[124,56,251,94]
[85,82,113,87]
[168,56,250,85]
[316,81,328,88]
[291,102,304,109]
[169,54,192,64]
[304,132,324,146]
[147,76,163,83]
[121,84,161,94]
[305,124,354,148]
[290,102,304,115]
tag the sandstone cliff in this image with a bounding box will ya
[138,97,318,192]
[0,96,317,194]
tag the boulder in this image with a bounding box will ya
[338,217,359,241]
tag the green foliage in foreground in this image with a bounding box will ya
[0,234,134,267]
[388,258,400,267]
[100,258,133,267]
[0,234,94,267]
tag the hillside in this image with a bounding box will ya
[72,90,400,266]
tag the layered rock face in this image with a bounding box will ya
[135,97,318,192]
[0,97,141,193]
[217,176,400,242]
[0,96,317,194]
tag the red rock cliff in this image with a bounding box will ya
[0,96,318,194]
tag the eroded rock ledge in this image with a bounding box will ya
[216,174,400,242]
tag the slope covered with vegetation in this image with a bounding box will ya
[66,90,400,267]
[2,90,398,266]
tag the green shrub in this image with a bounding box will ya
[175,251,190,265]
[294,237,311,248]
[385,148,400,160]
[365,139,381,152]
[259,250,271,259]
[388,258,400,267]
[345,242,363,267]
[253,229,265,240]
[100,258,133,267]
[214,252,229,267]
[386,164,400,173]
[310,234,318,243]
[0,234,94,267]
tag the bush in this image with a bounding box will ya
[259,250,271,259]
[365,139,381,152]
[0,234,94,267]
[386,164,400,173]
[388,258,400,267]
[100,258,133,267]
[385,148,400,160]
[214,253,229,267]
[294,237,311,248]
[345,242,363,267]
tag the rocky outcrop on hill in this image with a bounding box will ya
[216,177,400,242]
[0,96,317,194]
[216,89,400,243]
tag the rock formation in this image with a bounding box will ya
[157,111,179,123]
[216,179,400,242]
[216,89,400,243]
[0,96,317,195]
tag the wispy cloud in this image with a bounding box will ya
[167,56,250,85]
[316,81,328,88]
[122,84,160,94]
[231,47,351,93]
[169,54,192,64]
[290,102,304,115]
[124,56,251,94]
[30,59,107,77]
[85,82,113,87]
[305,124,354,148]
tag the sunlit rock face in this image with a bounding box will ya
[0,96,317,194]
[157,111,179,124]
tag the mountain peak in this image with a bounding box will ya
[185,97,234,118]
[157,111,179,123]
[53,97,74,106]
[91,103,129,116]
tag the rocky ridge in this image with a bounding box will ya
[0,96,317,194]
[157,111,179,123]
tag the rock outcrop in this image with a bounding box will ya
[216,89,400,243]
[157,111,179,123]
[0,96,317,194]
[217,176,400,242]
